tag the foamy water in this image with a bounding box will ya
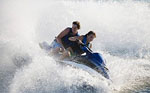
[0,0,150,93]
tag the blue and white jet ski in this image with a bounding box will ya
[72,45,109,79]
[39,42,109,79]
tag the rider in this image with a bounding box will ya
[49,21,80,55]
[60,31,96,59]
[69,31,96,55]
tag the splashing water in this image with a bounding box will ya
[0,0,150,93]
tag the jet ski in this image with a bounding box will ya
[72,45,109,79]
[39,42,109,79]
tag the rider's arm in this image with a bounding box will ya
[69,35,83,41]
[89,43,92,48]
[56,28,70,49]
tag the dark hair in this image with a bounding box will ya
[85,31,96,38]
[72,21,80,29]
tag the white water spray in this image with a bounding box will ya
[0,0,150,93]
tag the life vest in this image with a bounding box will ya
[61,27,79,49]
[82,35,90,47]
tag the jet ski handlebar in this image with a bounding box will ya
[76,39,93,53]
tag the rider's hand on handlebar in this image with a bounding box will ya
[76,39,84,46]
